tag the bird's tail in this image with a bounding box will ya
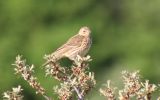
[42,54,57,67]
[42,61,50,67]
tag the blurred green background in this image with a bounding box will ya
[0,0,160,99]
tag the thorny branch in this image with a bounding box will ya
[99,71,158,100]
[3,54,160,100]
[12,55,51,100]
[45,54,96,100]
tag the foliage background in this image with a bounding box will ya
[0,0,160,99]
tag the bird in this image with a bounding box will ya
[43,26,92,66]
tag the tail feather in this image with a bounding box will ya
[42,47,69,67]
[42,54,58,67]
[42,61,50,67]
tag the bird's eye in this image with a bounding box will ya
[83,30,86,33]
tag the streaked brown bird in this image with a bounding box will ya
[43,26,92,66]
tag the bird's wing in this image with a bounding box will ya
[55,34,84,51]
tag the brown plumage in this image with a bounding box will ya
[43,26,92,66]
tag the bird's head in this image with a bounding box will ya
[78,26,91,36]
